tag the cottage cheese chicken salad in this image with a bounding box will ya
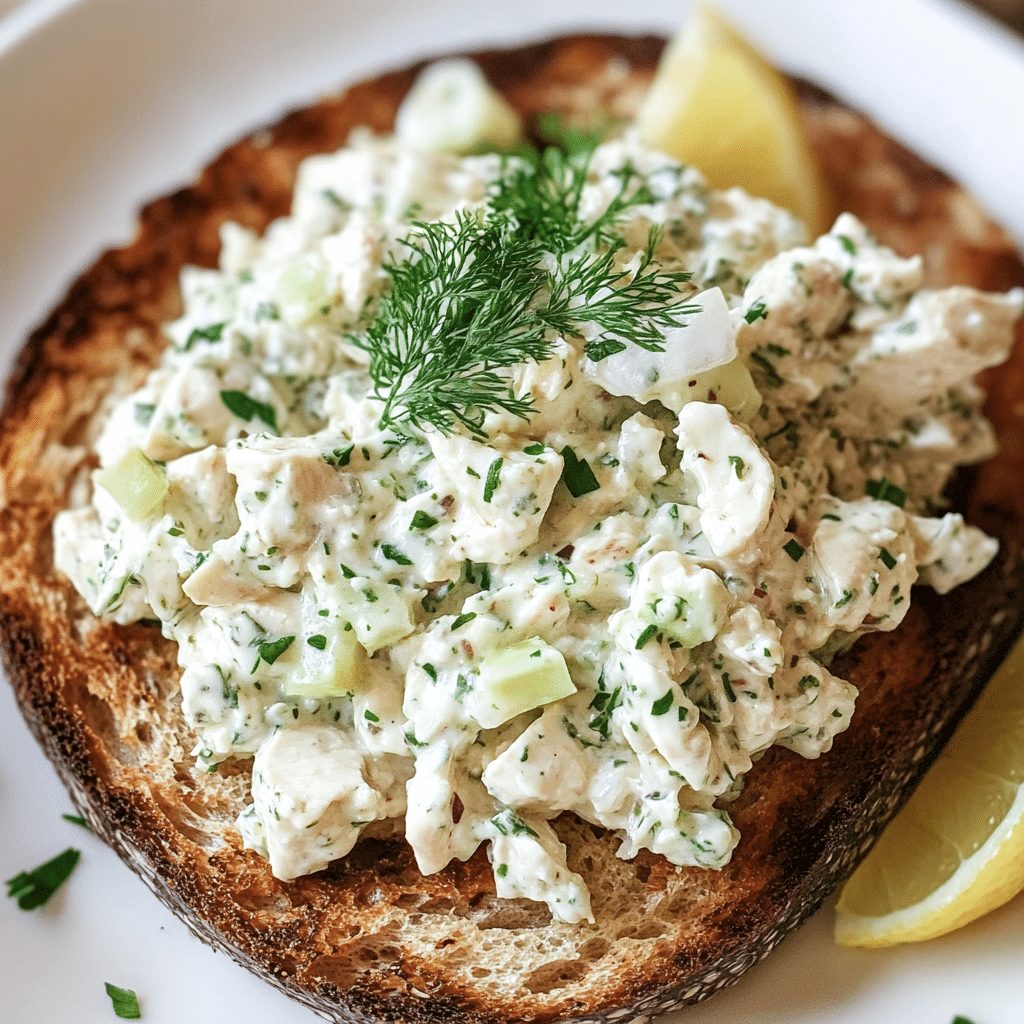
[53,63,1022,925]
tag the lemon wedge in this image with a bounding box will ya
[835,631,1024,946]
[636,5,831,236]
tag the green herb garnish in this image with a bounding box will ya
[651,690,674,716]
[635,624,659,650]
[380,543,413,565]
[6,847,80,910]
[483,456,503,503]
[220,390,277,431]
[104,983,141,1020]
[257,636,294,665]
[783,539,805,562]
[352,139,696,436]
[184,321,226,350]
[410,510,439,530]
[560,445,600,498]
[743,299,768,323]
[865,477,908,508]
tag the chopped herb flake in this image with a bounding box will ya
[257,636,295,665]
[635,624,659,650]
[104,983,141,1020]
[560,445,600,498]
[651,690,674,716]
[783,539,805,562]
[6,847,80,910]
[381,543,413,565]
[220,390,277,431]
[865,477,908,508]
[744,300,768,323]
[185,321,226,350]
[483,456,503,503]
[410,510,439,530]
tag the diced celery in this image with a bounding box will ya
[286,623,365,699]
[394,59,523,155]
[337,577,415,654]
[95,448,168,522]
[470,637,576,730]
[277,254,331,327]
[632,553,729,650]
[682,357,763,422]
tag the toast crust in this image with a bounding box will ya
[2,34,1023,1024]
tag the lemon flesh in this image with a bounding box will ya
[636,6,831,237]
[835,631,1024,946]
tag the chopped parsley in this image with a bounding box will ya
[651,690,674,716]
[743,299,768,323]
[483,456,503,503]
[104,983,141,1020]
[324,445,354,468]
[783,539,805,562]
[380,543,413,565]
[865,477,908,508]
[635,624,659,650]
[560,445,600,498]
[184,321,226,350]
[219,390,277,431]
[6,847,80,910]
[409,510,439,530]
[256,636,294,665]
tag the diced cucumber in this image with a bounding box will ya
[469,637,576,730]
[95,447,168,522]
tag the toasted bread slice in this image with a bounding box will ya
[2,34,1023,1024]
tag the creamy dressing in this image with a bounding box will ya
[54,101,1021,923]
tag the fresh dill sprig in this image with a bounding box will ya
[359,210,550,436]
[356,135,698,436]
[490,145,654,255]
[542,228,699,361]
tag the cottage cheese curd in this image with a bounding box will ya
[53,83,1021,923]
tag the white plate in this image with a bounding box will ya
[2,2,1024,1022]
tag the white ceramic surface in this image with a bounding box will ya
[2,2,1024,1022]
